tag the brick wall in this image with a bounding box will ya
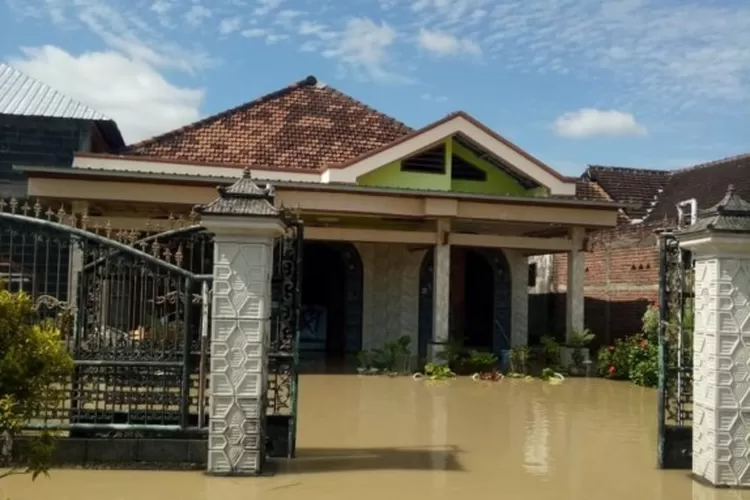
[530,223,665,345]
[0,115,93,197]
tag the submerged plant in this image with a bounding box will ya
[540,335,561,370]
[424,363,455,380]
[509,345,530,375]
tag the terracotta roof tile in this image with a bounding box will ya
[582,165,670,219]
[645,153,750,222]
[124,75,413,171]
[575,179,612,202]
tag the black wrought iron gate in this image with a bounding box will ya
[0,203,214,440]
[657,232,695,469]
[266,214,304,459]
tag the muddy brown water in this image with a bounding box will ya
[1,376,747,500]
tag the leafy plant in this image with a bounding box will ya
[424,363,455,380]
[436,336,465,367]
[509,345,530,375]
[567,328,595,347]
[570,348,585,367]
[367,335,413,374]
[0,286,73,480]
[356,350,374,372]
[464,350,498,373]
[540,335,561,370]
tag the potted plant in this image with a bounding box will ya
[562,329,596,376]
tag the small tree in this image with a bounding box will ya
[0,285,73,480]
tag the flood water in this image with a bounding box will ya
[2,375,748,500]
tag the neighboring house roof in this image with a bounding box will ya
[0,62,125,148]
[0,62,108,120]
[582,165,670,220]
[575,179,612,202]
[645,153,750,223]
[125,75,414,171]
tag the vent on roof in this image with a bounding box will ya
[401,144,445,174]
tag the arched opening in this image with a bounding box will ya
[299,242,363,371]
[463,249,495,350]
[418,246,511,360]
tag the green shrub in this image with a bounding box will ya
[0,286,73,479]
[540,335,561,370]
[509,345,530,374]
[363,335,413,374]
[463,350,498,373]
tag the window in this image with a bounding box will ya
[401,144,446,174]
[528,263,537,287]
[451,154,487,181]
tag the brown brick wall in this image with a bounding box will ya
[534,223,663,346]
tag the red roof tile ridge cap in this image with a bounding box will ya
[122,75,320,152]
[672,152,750,174]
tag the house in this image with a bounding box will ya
[13,75,620,367]
[0,62,125,198]
[532,155,750,344]
[0,62,124,300]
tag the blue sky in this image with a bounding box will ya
[2,0,749,176]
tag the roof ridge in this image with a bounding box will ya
[124,75,320,151]
[586,164,669,175]
[0,62,110,121]
[673,152,750,174]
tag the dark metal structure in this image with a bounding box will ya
[656,231,694,469]
[0,200,214,464]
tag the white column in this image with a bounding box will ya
[430,219,450,362]
[566,227,585,342]
[203,217,284,476]
[67,200,88,308]
[682,234,750,487]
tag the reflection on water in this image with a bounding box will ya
[3,376,750,500]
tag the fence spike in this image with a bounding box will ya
[104,220,112,238]
[0,199,6,213]
[45,206,54,220]
[56,206,67,222]
[175,244,184,266]
[81,212,89,231]
[33,199,42,217]
[163,247,173,263]
[21,201,30,216]
[10,198,18,214]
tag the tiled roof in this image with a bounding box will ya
[582,165,670,219]
[124,75,414,171]
[575,179,612,202]
[0,62,109,120]
[645,154,750,223]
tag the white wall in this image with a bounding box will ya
[356,243,424,353]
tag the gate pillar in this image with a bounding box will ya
[199,169,285,476]
[677,186,750,487]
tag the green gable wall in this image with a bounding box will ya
[356,136,538,196]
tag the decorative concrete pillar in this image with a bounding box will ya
[199,170,285,476]
[430,218,451,362]
[677,186,750,488]
[566,227,585,342]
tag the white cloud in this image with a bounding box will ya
[150,0,172,15]
[553,108,647,138]
[241,28,267,38]
[185,5,211,26]
[265,34,289,44]
[298,20,336,40]
[417,28,481,56]
[420,93,447,102]
[219,16,242,35]
[254,0,283,16]
[9,45,204,143]
[322,17,408,83]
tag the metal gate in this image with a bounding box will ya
[0,202,214,438]
[266,214,304,459]
[657,232,695,469]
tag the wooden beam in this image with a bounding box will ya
[449,233,573,252]
[304,227,435,245]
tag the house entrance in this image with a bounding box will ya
[300,241,363,372]
[418,247,511,361]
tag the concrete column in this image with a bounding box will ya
[566,227,585,342]
[430,219,451,362]
[67,200,88,307]
[203,218,284,476]
[681,235,750,487]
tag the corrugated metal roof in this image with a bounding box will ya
[0,62,110,120]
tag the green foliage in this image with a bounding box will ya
[540,335,561,370]
[567,328,595,347]
[463,350,498,373]
[509,345,530,375]
[436,337,465,367]
[0,287,73,479]
[597,305,664,387]
[424,363,455,380]
[540,367,561,381]
[360,335,413,374]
